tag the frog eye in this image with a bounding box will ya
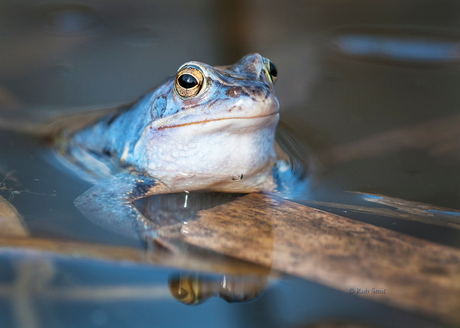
[168,275,202,305]
[175,66,205,98]
[263,58,277,84]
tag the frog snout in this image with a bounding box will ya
[225,83,270,100]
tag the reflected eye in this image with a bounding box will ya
[175,66,205,98]
[263,58,277,84]
[168,275,202,305]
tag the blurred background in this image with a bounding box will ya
[1,0,459,207]
[0,0,459,327]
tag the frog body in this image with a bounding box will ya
[64,54,282,238]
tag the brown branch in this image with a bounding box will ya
[157,193,460,323]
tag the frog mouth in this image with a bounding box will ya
[157,112,279,130]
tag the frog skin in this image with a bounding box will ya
[64,53,281,239]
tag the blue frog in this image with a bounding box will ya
[58,54,285,239]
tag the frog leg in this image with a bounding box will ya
[74,173,178,240]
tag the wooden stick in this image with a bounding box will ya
[157,193,460,322]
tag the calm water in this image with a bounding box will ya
[0,0,459,327]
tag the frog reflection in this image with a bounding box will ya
[168,272,268,305]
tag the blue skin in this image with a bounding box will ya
[70,54,283,239]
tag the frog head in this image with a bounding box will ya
[135,53,280,191]
[148,53,279,129]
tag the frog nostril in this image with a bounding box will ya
[225,86,249,98]
[247,86,265,98]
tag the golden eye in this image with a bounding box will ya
[175,66,205,98]
[263,58,277,84]
[168,276,201,305]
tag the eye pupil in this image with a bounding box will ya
[178,74,198,89]
[269,61,277,78]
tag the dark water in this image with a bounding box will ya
[0,0,459,327]
[0,252,440,328]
